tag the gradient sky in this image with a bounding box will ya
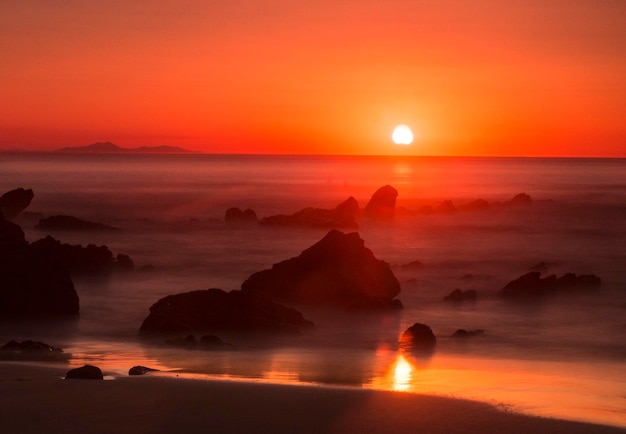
[2,0,625,156]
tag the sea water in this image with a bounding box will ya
[1,153,625,427]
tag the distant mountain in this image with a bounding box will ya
[56,142,192,154]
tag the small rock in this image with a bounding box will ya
[65,364,103,380]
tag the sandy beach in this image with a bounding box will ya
[1,362,623,434]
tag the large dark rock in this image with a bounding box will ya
[30,236,133,275]
[363,185,397,220]
[139,288,314,335]
[35,215,120,232]
[65,364,103,380]
[499,271,601,298]
[1,339,63,353]
[400,323,437,352]
[129,365,160,376]
[0,215,79,317]
[241,230,401,309]
[506,193,533,207]
[259,197,359,229]
[0,188,34,221]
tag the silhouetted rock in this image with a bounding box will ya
[528,261,553,272]
[35,215,120,232]
[225,207,258,224]
[507,193,533,207]
[30,236,132,275]
[65,364,103,380]
[400,260,424,270]
[0,188,34,220]
[0,215,79,317]
[259,197,359,229]
[499,271,601,298]
[140,288,314,335]
[241,230,401,309]
[443,289,477,303]
[452,329,484,338]
[129,366,160,376]
[400,323,437,351]
[363,185,397,220]
[1,339,63,353]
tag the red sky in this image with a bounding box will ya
[1,0,624,156]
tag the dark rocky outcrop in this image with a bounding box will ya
[35,215,120,232]
[140,288,314,335]
[0,215,79,317]
[30,236,133,275]
[225,207,258,224]
[459,199,490,212]
[129,365,160,376]
[451,329,484,338]
[363,185,397,220]
[499,271,601,298]
[507,193,533,207]
[1,339,63,353]
[400,260,424,270]
[241,230,401,309]
[0,188,34,220]
[259,197,359,229]
[400,323,437,351]
[443,289,477,303]
[65,364,103,380]
[435,200,456,214]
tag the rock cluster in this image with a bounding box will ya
[499,271,601,298]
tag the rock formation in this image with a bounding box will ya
[241,230,401,309]
[363,185,397,220]
[0,188,34,220]
[35,215,120,232]
[0,214,79,317]
[65,364,103,380]
[225,207,258,224]
[139,288,314,335]
[499,271,601,298]
[443,289,477,303]
[400,323,437,351]
[259,197,359,229]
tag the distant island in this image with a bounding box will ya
[56,142,193,154]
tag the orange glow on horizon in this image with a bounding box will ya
[1,2,624,157]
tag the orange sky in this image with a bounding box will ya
[1,1,624,156]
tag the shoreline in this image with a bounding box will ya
[1,361,624,434]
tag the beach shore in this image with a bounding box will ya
[1,362,623,434]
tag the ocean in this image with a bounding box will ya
[1,153,625,427]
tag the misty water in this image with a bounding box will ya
[1,154,625,427]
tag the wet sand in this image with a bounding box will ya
[0,362,624,434]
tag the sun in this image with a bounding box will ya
[392,124,414,145]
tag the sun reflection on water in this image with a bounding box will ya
[392,354,414,391]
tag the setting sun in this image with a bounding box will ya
[392,125,414,145]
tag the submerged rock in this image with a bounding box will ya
[139,288,314,335]
[35,215,120,232]
[241,230,401,309]
[400,323,437,352]
[65,364,103,380]
[0,188,34,221]
[451,329,484,338]
[499,271,601,298]
[363,185,397,220]
[225,207,258,224]
[1,339,63,353]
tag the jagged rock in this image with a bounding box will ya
[459,199,490,212]
[443,289,477,303]
[0,215,79,317]
[129,366,160,376]
[400,260,423,270]
[35,215,120,232]
[400,323,437,351]
[435,200,456,214]
[139,288,314,335]
[225,207,258,224]
[65,364,103,380]
[363,185,397,220]
[30,236,132,275]
[259,197,359,229]
[528,261,553,272]
[0,188,34,221]
[241,230,401,309]
[499,271,601,298]
[452,329,484,338]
